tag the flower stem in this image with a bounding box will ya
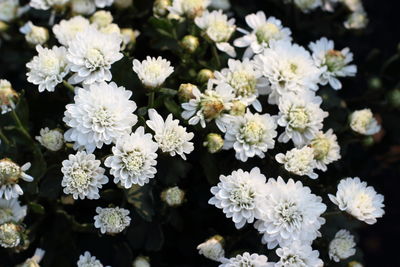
[211,45,221,69]
[63,80,75,93]
[148,92,155,108]
[0,128,10,145]
[11,109,31,141]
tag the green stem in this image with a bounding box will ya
[0,128,10,145]
[63,80,75,93]
[11,110,31,140]
[211,45,221,69]
[148,91,155,108]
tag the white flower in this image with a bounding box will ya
[292,0,322,13]
[70,0,96,15]
[309,37,357,90]
[0,198,27,224]
[209,167,268,229]
[35,127,64,151]
[61,151,108,200]
[275,241,323,267]
[349,108,381,135]
[90,10,113,28]
[19,21,49,45]
[0,0,20,22]
[309,129,341,171]
[63,82,138,153]
[161,186,185,206]
[52,16,92,46]
[197,235,225,262]
[234,11,292,58]
[328,177,385,224]
[223,111,277,162]
[77,251,109,267]
[104,127,158,188]
[277,93,328,147]
[133,256,150,267]
[94,206,131,234]
[254,177,326,249]
[29,0,69,10]
[0,222,22,248]
[94,0,113,8]
[132,56,174,89]
[344,11,368,30]
[194,10,236,57]
[182,82,235,131]
[342,0,364,12]
[276,146,318,179]
[67,27,123,85]
[0,159,33,200]
[26,45,69,92]
[0,79,18,114]
[211,59,269,110]
[146,109,194,160]
[169,0,211,18]
[210,0,230,10]
[329,229,356,262]
[219,252,272,267]
[254,40,321,104]
[19,248,46,266]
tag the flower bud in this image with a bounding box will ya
[35,128,64,152]
[348,261,363,267]
[201,97,224,120]
[197,69,214,84]
[0,0,19,22]
[99,23,121,35]
[114,0,133,9]
[344,11,368,30]
[121,28,140,50]
[0,21,9,32]
[132,256,150,267]
[161,186,185,207]
[387,89,400,108]
[0,222,22,248]
[20,22,49,46]
[0,79,18,114]
[71,0,96,15]
[368,77,382,89]
[229,100,246,116]
[178,83,197,102]
[153,0,171,17]
[197,235,225,261]
[180,35,199,53]
[203,133,224,153]
[90,11,113,28]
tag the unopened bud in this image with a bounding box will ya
[153,0,171,17]
[161,186,185,207]
[178,83,197,102]
[197,69,214,84]
[90,10,113,28]
[387,89,400,108]
[181,35,199,53]
[203,133,224,153]
[20,22,49,46]
[0,22,8,32]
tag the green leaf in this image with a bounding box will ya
[125,184,155,222]
[28,202,45,214]
[163,97,181,118]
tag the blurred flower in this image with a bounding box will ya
[52,16,92,46]
[161,186,185,207]
[0,159,33,200]
[121,28,139,50]
[203,133,224,153]
[132,56,174,89]
[16,248,45,267]
[132,256,150,267]
[329,229,356,262]
[276,146,318,179]
[210,0,230,10]
[349,108,381,136]
[180,35,199,53]
[169,0,211,19]
[35,128,64,151]
[0,79,18,114]
[178,83,197,102]
[153,0,171,17]
[197,235,225,262]
[0,198,27,224]
[70,0,96,14]
[90,10,113,28]
[276,241,323,267]
[309,129,341,171]
[344,11,368,30]
[0,0,21,22]
[220,252,272,267]
[77,251,109,267]
[29,0,69,10]
[94,206,131,234]
[197,69,214,84]
[113,0,132,8]
[20,22,49,46]
[292,0,322,13]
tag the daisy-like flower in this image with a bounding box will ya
[61,151,108,200]
[0,0,23,23]
[94,206,131,234]
[275,241,324,267]
[35,127,64,152]
[63,82,138,153]
[197,235,225,262]
[0,79,18,114]
[77,251,109,267]
[168,0,211,18]
[254,40,321,104]
[219,252,272,267]
[254,177,326,249]
[328,177,385,224]
[211,59,269,111]
[234,11,292,58]
[0,159,33,200]
[349,108,381,136]
[182,82,235,131]
[0,222,23,248]
[277,93,328,147]
[209,167,268,229]
[161,186,185,207]
[309,129,340,171]
[309,37,357,90]
[223,111,277,162]
[288,0,322,13]
[29,0,69,10]
[146,109,194,160]
[329,229,356,262]
[275,146,318,179]
[26,45,69,92]
[52,16,92,46]
[132,56,174,89]
[0,198,27,224]
[19,21,49,46]
[104,127,158,188]
[194,10,236,57]
[67,27,123,85]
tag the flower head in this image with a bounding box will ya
[0,79,18,114]
[169,0,211,18]
[275,146,318,179]
[132,56,174,89]
[0,222,23,248]
[0,0,20,23]
[35,127,64,151]
[61,151,108,200]
[0,198,27,224]
[309,129,340,171]
[275,241,324,267]
[0,159,33,200]
[52,16,92,46]
[94,206,131,234]
[161,186,185,207]
[329,229,356,262]
[19,21,49,45]
[197,235,225,262]
[220,252,272,267]
[29,0,69,10]
[77,251,109,267]
[349,108,381,135]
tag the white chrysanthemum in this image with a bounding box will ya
[197,235,225,262]
[211,59,269,110]
[182,82,235,132]
[0,222,22,248]
[61,151,108,200]
[277,93,328,147]
[292,0,322,13]
[29,0,69,10]
[309,129,341,171]
[105,127,158,188]
[0,198,27,224]
[209,167,268,229]
[94,206,131,234]
[26,45,69,93]
[309,37,357,90]
[0,159,33,200]
[67,27,122,85]
[169,0,211,18]
[254,177,326,249]
[0,79,18,114]
[234,11,292,58]
[52,16,92,46]
[349,108,381,135]
[276,146,318,179]
[146,109,194,160]
[132,56,174,89]
[223,111,277,162]
[219,252,272,267]
[275,241,323,267]
[328,177,384,224]
[194,10,236,57]
[254,40,321,104]
[329,229,356,262]
[0,0,21,22]
[63,82,138,153]
[35,127,64,151]
[161,186,185,206]
[19,21,49,46]
[77,251,109,267]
